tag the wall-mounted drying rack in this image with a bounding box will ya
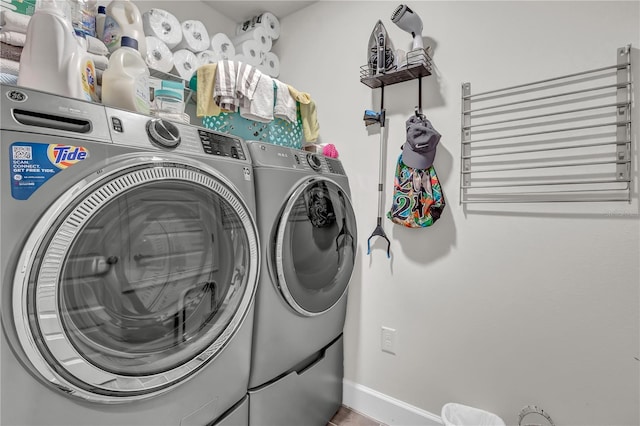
[460,44,632,204]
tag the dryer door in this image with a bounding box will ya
[273,177,357,316]
[12,155,259,402]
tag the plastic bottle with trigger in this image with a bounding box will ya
[96,5,106,40]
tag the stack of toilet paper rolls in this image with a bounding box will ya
[141,9,281,81]
[142,8,210,81]
[232,12,280,78]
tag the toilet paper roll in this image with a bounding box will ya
[236,12,280,40]
[196,50,220,66]
[142,9,183,50]
[234,53,260,67]
[234,40,263,66]
[256,62,269,76]
[261,51,280,78]
[145,36,174,73]
[210,33,236,60]
[175,20,210,52]
[172,49,198,80]
[231,26,271,54]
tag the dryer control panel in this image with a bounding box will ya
[247,141,347,176]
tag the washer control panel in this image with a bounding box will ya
[197,130,246,160]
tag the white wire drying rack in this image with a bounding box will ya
[460,45,633,204]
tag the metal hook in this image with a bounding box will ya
[336,191,355,261]
[367,219,390,258]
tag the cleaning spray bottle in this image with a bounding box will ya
[96,5,106,40]
[102,0,146,58]
[101,36,150,114]
[18,0,97,102]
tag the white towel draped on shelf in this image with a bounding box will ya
[240,72,273,123]
[273,79,296,123]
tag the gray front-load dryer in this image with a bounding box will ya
[246,142,357,426]
[0,84,259,426]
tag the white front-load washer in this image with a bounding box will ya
[246,142,357,426]
[0,84,259,426]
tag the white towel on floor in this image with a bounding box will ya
[273,79,297,123]
[240,71,273,123]
[235,61,260,109]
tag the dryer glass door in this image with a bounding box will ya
[13,158,259,401]
[274,178,357,316]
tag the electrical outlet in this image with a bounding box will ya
[381,326,396,355]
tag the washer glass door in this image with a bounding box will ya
[273,178,357,316]
[14,157,259,401]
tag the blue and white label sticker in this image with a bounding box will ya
[10,142,89,200]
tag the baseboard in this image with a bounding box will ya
[342,379,443,426]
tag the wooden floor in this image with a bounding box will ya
[328,405,388,426]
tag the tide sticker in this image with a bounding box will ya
[10,142,89,200]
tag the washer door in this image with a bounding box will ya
[273,177,357,316]
[12,155,259,402]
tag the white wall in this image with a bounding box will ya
[275,2,640,425]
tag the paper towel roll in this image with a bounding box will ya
[145,36,174,73]
[142,9,183,50]
[261,51,280,78]
[236,12,280,40]
[234,40,262,66]
[175,20,210,52]
[210,33,235,60]
[196,50,220,66]
[172,49,198,80]
[231,26,271,53]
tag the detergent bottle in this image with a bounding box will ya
[102,0,146,58]
[69,0,97,37]
[18,0,97,102]
[96,5,106,40]
[101,36,150,114]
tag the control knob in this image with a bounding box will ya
[306,153,322,171]
[146,118,181,148]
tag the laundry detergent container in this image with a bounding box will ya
[441,403,506,426]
